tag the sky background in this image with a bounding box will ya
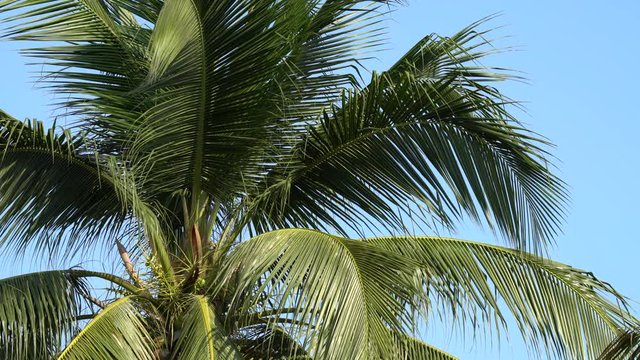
[1,1,639,359]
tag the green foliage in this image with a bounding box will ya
[0,271,87,359]
[0,112,125,256]
[170,295,242,360]
[599,325,640,360]
[367,236,634,359]
[57,297,156,360]
[218,229,429,359]
[246,21,566,252]
[0,1,634,359]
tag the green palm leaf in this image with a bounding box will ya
[1,0,122,42]
[598,325,640,360]
[128,0,400,206]
[244,21,565,252]
[0,112,125,255]
[0,0,153,158]
[0,271,88,359]
[57,296,156,360]
[366,236,632,359]
[217,228,428,359]
[170,295,242,360]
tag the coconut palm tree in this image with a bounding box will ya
[0,0,634,359]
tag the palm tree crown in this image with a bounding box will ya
[0,0,634,359]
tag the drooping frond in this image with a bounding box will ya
[170,295,242,360]
[244,21,566,251]
[366,236,632,359]
[0,0,151,152]
[57,296,155,360]
[0,271,87,359]
[598,325,640,360]
[0,111,126,256]
[217,228,428,359]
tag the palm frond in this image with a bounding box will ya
[386,16,508,81]
[598,325,640,360]
[0,270,88,359]
[1,0,125,42]
[244,21,566,251]
[57,296,156,360]
[127,0,404,206]
[170,295,242,360]
[366,236,632,359]
[0,0,152,155]
[0,111,126,256]
[217,228,428,359]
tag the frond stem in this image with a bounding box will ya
[71,270,149,299]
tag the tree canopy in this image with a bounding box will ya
[0,0,635,359]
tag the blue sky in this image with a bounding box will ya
[1,1,639,358]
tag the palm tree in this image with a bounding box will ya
[0,0,634,359]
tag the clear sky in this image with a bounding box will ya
[1,1,639,359]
